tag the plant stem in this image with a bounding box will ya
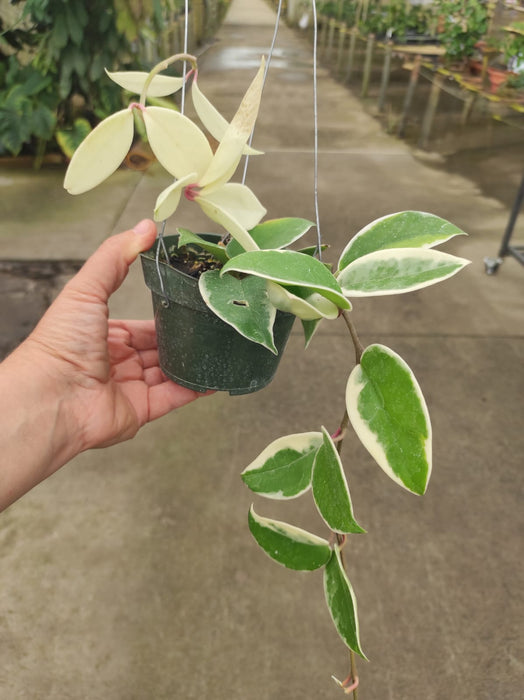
[349,650,359,700]
[331,312,362,699]
[139,53,198,105]
[337,542,359,699]
[340,309,364,365]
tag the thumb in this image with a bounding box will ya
[68,220,158,301]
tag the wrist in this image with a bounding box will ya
[0,339,83,509]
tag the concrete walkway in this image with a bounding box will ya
[0,0,523,698]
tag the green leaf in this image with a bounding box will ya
[65,6,84,45]
[338,247,470,297]
[221,250,350,309]
[15,70,52,98]
[312,428,365,534]
[199,270,277,353]
[56,118,92,159]
[177,229,229,265]
[324,546,367,659]
[248,506,332,571]
[147,96,180,110]
[242,432,323,499]
[346,344,431,495]
[338,211,467,270]
[226,218,314,257]
[297,244,329,256]
[50,13,69,51]
[301,318,322,348]
[30,104,56,140]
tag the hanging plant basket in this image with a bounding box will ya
[140,234,295,395]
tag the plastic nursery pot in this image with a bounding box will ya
[140,234,295,396]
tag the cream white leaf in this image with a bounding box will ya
[105,69,185,97]
[197,189,260,252]
[199,58,265,189]
[142,106,213,180]
[191,79,262,156]
[64,109,134,194]
[199,182,266,230]
[153,172,197,222]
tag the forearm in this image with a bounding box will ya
[0,341,80,511]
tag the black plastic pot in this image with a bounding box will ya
[140,234,295,395]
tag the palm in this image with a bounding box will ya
[28,228,206,452]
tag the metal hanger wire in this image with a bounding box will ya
[156,0,324,302]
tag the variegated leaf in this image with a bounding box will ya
[242,432,323,499]
[338,211,467,270]
[267,282,341,321]
[221,250,350,309]
[301,318,322,348]
[324,546,367,659]
[199,270,276,352]
[226,218,314,258]
[346,344,431,495]
[338,247,470,297]
[312,428,365,534]
[248,506,332,571]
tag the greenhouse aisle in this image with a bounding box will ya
[0,0,523,698]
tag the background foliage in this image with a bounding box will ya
[0,0,216,162]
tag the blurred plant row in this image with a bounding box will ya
[317,0,524,80]
[0,0,230,164]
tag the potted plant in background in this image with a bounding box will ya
[436,0,490,69]
[63,52,470,692]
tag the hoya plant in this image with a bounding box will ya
[64,53,469,693]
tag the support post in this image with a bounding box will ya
[461,93,476,125]
[320,15,329,58]
[361,33,375,97]
[336,23,347,76]
[397,55,421,138]
[345,28,358,83]
[378,40,393,113]
[498,170,524,258]
[325,19,336,62]
[418,72,443,149]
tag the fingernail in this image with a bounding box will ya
[133,219,154,236]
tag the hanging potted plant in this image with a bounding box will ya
[63,51,471,691]
[64,54,308,394]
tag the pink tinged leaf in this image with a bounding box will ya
[104,69,185,97]
[196,191,260,252]
[198,58,266,189]
[198,182,266,230]
[142,106,213,180]
[191,78,262,156]
[63,109,134,194]
[153,172,197,222]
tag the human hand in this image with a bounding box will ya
[0,220,211,509]
[26,219,210,449]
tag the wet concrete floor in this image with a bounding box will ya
[0,0,523,698]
